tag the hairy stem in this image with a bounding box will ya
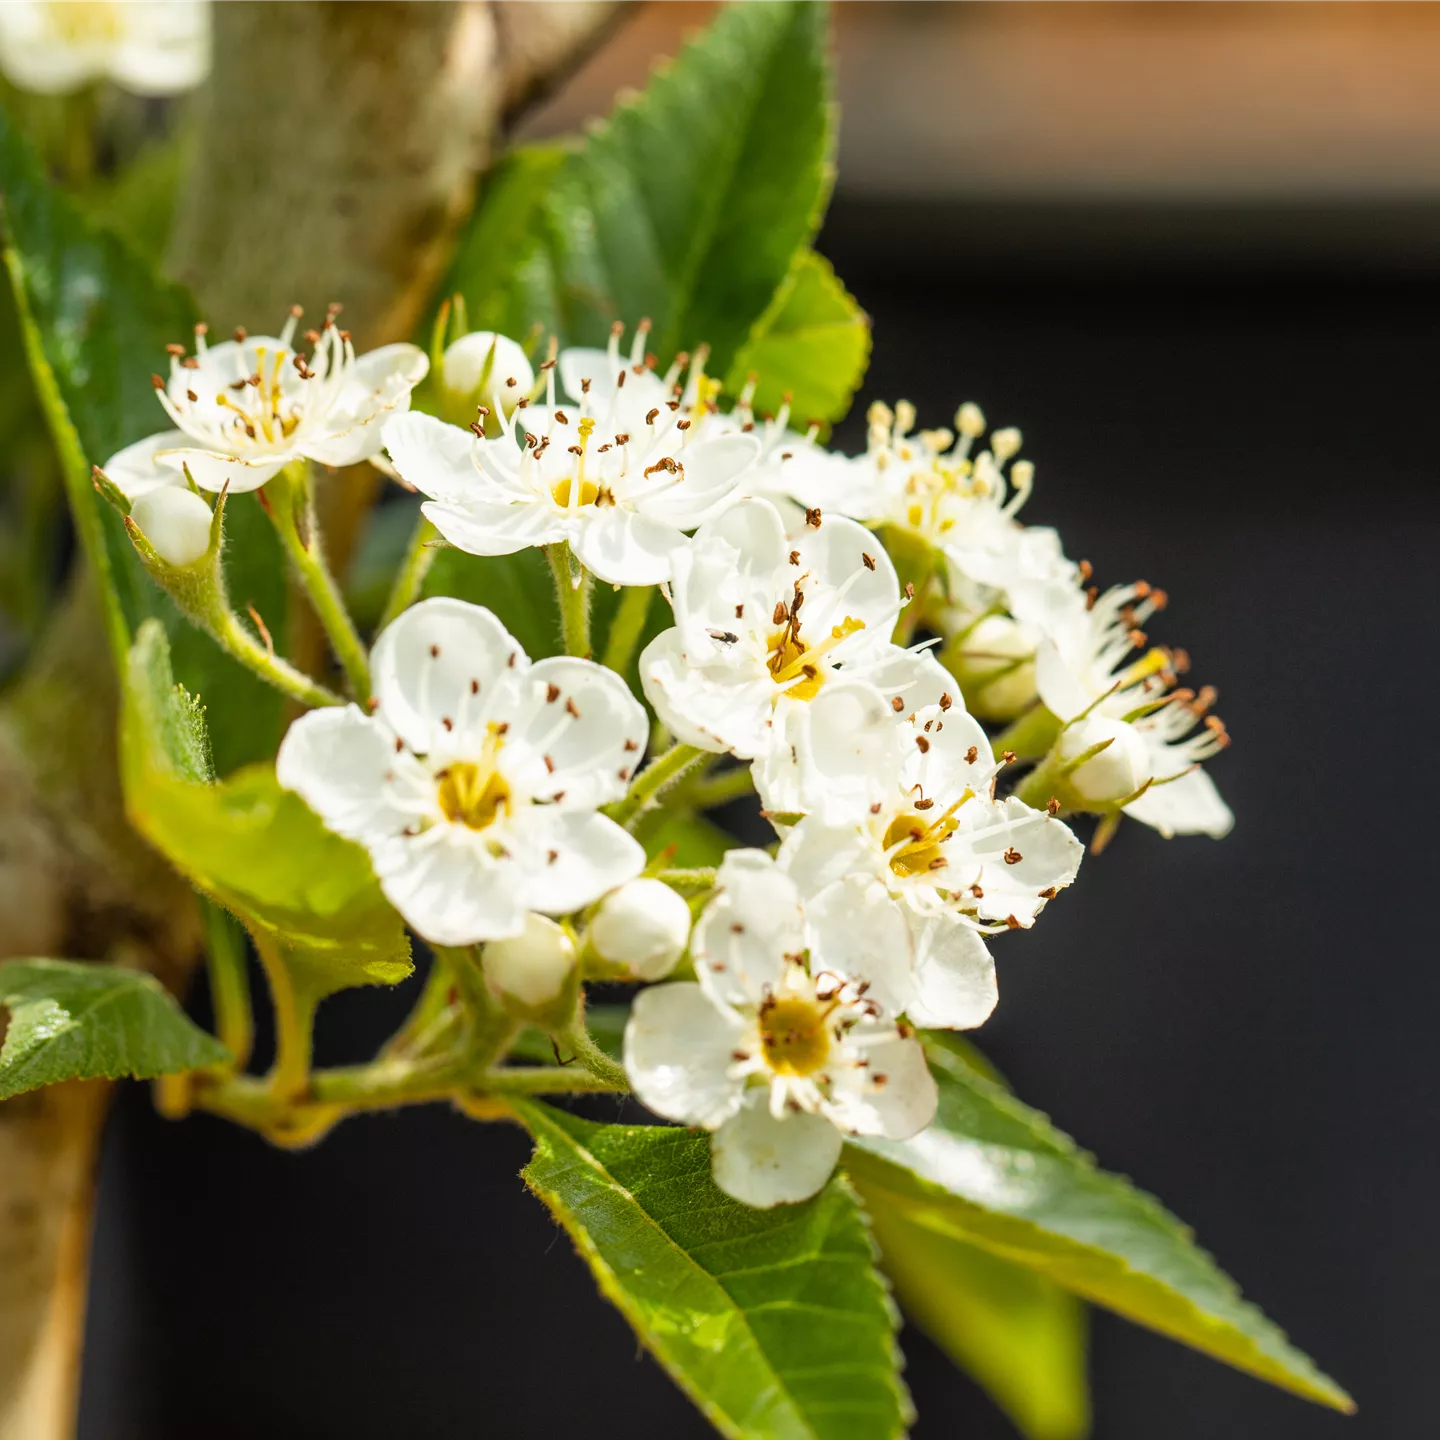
[608,741,708,828]
[600,582,653,674]
[378,514,440,631]
[544,541,593,659]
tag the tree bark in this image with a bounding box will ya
[0,5,624,1436]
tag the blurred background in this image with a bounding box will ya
[49,3,1440,1438]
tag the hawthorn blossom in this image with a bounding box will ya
[383,325,759,587]
[640,498,951,821]
[624,850,937,1208]
[0,0,209,96]
[101,308,428,497]
[779,691,1083,937]
[276,598,646,946]
[589,878,692,981]
[1035,582,1234,838]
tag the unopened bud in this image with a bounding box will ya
[590,879,691,980]
[1059,715,1151,805]
[485,913,577,1022]
[442,331,534,412]
[946,614,1038,723]
[131,486,214,568]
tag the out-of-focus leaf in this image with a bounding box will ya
[0,107,287,772]
[441,0,834,376]
[726,249,869,430]
[517,1099,910,1440]
[0,958,227,1100]
[82,130,189,262]
[121,621,411,1000]
[861,1183,1090,1440]
[844,1043,1353,1414]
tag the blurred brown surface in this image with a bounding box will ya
[522,2,1440,201]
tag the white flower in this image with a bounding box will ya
[129,485,211,567]
[779,693,1083,936]
[101,308,429,497]
[624,850,937,1208]
[276,597,647,945]
[639,498,951,821]
[485,913,577,1009]
[383,325,759,587]
[1034,582,1234,838]
[589,877,691,980]
[0,0,209,96]
[439,330,534,415]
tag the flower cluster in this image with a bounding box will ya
[116,317,1231,1208]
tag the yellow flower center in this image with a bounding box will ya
[214,347,302,447]
[47,0,118,44]
[766,615,865,702]
[759,996,833,1077]
[550,476,601,509]
[436,760,511,831]
[883,793,973,878]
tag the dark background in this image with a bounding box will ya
[77,196,1440,1439]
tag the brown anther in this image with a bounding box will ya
[915,735,931,753]
[165,343,186,357]
[1078,559,1093,581]
[1003,847,1023,865]
[928,857,948,871]
[470,679,480,695]
[181,356,199,369]
[903,582,915,599]
[891,696,905,713]
[939,693,953,711]
[567,445,582,456]
[870,802,883,815]
[1039,886,1058,899]
[914,797,935,811]
[1046,797,1060,816]
[1002,750,1016,764]
[677,419,691,431]
[804,507,822,528]
[1086,586,1098,610]
[614,433,630,446]
[1129,628,1148,649]
[441,717,454,732]
[970,883,984,899]
[548,850,559,865]
[618,768,630,781]
[303,329,321,345]
[394,737,404,754]
[623,738,639,752]
[546,683,561,703]
[1171,647,1191,675]
[735,603,745,619]
[965,746,979,764]
[150,373,165,390]
[554,410,569,424]
[1150,588,1169,610]
[565,698,581,719]
[429,644,440,658]
[187,390,198,403]
[233,327,247,343]
[789,549,801,565]
[1005,915,1022,930]
[543,755,555,774]
[861,552,876,571]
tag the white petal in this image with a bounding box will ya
[101,430,189,500]
[711,1092,843,1208]
[642,434,760,529]
[906,912,998,1030]
[858,648,956,716]
[777,820,879,900]
[793,515,902,644]
[373,830,527,945]
[1125,766,1234,839]
[692,849,804,1007]
[556,347,612,404]
[512,810,645,915]
[423,497,570,558]
[825,1034,937,1139]
[107,0,210,95]
[1034,637,1093,722]
[501,656,648,808]
[754,681,900,825]
[805,879,913,1017]
[591,878,692,980]
[484,913,576,1007]
[370,597,527,755]
[674,498,787,628]
[638,628,770,756]
[305,344,430,467]
[444,332,534,403]
[383,411,481,504]
[131,486,213,567]
[275,705,421,842]
[625,983,746,1129]
[949,797,1083,927]
[157,447,289,494]
[573,507,688,586]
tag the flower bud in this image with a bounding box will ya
[1059,715,1152,806]
[131,486,214,568]
[946,614,1038,722]
[590,879,691,980]
[484,913,578,1024]
[442,331,534,413]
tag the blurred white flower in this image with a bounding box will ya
[0,0,210,96]
[485,913,577,1010]
[100,308,428,497]
[277,598,647,946]
[1035,582,1234,838]
[384,324,759,587]
[128,484,211,567]
[440,330,534,416]
[624,850,937,1209]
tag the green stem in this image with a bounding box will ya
[201,902,252,1071]
[652,867,717,893]
[600,583,654,674]
[687,764,755,811]
[377,513,440,631]
[544,541,593,658]
[1012,751,1062,812]
[478,1065,627,1096]
[990,703,1062,763]
[267,461,371,700]
[212,605,344,708]
[253,932,316,1103]
[560,1018,630,1090]
[607,741,707,828]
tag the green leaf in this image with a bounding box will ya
[861,1184,1090,1440]
[0,108,287,773]
[121,621,411,999]
[0,958,227,1100]
[516,1099,910,1440]
[648,811,737,868]
[442,0,834,374]
[725,249,869,429]
[843,1042,1353,1414]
